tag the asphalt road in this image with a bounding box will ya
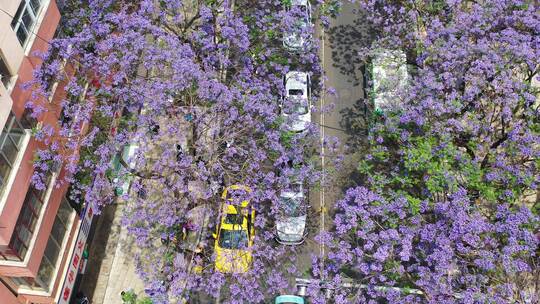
[293,0,367,291]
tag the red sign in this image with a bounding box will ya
[57,203,94,304]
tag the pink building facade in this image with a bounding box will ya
[0,1,83,303]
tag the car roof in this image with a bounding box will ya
[220,204,251,230]
[286,71,308,80]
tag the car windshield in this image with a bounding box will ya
[225,213,244,225]
[219,229,249,249]
[225,188,249,203]
[289,89,303,96]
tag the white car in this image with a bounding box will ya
[276,182,307,245]
[282,71,311,132]
[366,49,409,113]
[283,0,312,52]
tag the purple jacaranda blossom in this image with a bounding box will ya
[311,1,540,302]
[25,0,344,303]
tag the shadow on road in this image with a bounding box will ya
[79,203,121,302]
[327,10,376,87]
[339,97,370,151]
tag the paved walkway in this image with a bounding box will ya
[79,202,145,304]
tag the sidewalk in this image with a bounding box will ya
[79,201,146,304]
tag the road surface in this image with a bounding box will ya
[294,0,368,288]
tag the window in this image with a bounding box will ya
[35,198,73,290]
[284,99,308,115]
[1,186,46,261]
[7,198,73,291]
[288,89,303,96]
[0,56,12,88]
[0,112,27,197]
[280,197,305,217]
[224,214,244,225]
[9,276,35,288]
[11,0,44,47]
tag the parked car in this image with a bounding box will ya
[283,0,312,52]
[276,182,307,245]
[282,71,311,132]
[364,48,409,113]
[275,295,305,304]
[214,185,255,273]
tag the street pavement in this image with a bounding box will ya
[294,0,366,288]
[78,202,146,304]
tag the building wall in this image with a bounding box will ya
[0,1,83,303]
[0,82,13,171]
[0,0,26,77]
[0,0,22,172]
[0,279,18,303]
[0,0,60,251]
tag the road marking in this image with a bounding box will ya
[319,25,326,271]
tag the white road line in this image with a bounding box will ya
[319,25,326,270]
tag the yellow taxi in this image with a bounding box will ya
[214,185,255,273]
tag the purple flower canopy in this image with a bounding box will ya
[314,0,539,303]
[26,0,539,303]
[27,0,338,303]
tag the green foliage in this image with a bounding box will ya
[461,162,497,202]
[281,0,292,6]
[424,0,448,14]
[384,260,402,281]
[270,116,285,129]
[320,0,341,17]
[137,298,153,304]
[280,130,295,148]
[268,53,289,66]
[358,158,373,175]
[164,249,175,265]
[74,111,113,186]
[121,289,153,304]
[401,136,457,194]
[406,194,421,215]
[265,29,277,40]
[121,290,138,304]
[363,118,531,207]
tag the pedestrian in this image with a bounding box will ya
[75,291,89,304]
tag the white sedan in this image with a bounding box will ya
[276,182,307,245]
[282,71,311,132]
[283,0,312,52]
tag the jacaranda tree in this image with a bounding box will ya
[312,0,539,303]
[27,0,337,303]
